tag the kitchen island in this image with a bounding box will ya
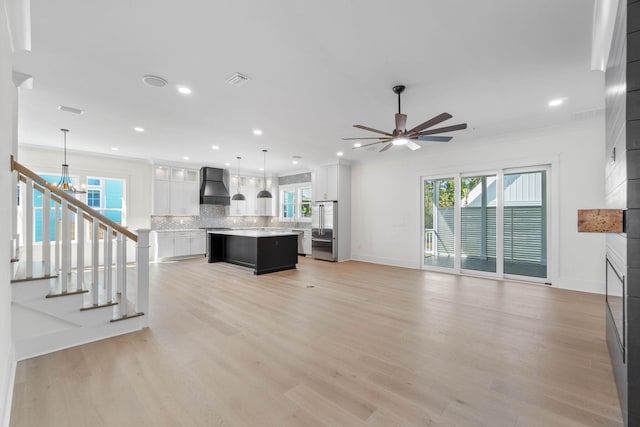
[207,230,298,275]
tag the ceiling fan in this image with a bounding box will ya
[343,85,467,152]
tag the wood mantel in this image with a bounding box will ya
[577,209,625,233]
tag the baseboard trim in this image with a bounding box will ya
[350,254,419,270]
[1,343,16,427]
[350,255,606,295]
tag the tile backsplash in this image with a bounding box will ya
[151,204,311,230]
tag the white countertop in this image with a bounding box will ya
[207,230,298,238]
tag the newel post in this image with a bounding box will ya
[136,229,150,327]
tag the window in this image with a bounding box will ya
[282,190,296,218]
[278,184,312,221]
[300,188,312,218]
[87,189,101,208]
[87,177,124,225]
[422,166,549,282]
[33,174,76,243]
[31,174,125,242]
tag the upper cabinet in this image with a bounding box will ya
[228,175,276,217]
[312,164,342,202]
[152,165,200,216]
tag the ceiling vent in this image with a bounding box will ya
[57,105,84,115]
[142,75,168,88]
[225,72,250,87]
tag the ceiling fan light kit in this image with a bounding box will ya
[344,85,467,153]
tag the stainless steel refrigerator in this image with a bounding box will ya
[312,201,337,261]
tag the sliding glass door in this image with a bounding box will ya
[503,170,547,278]
[424,178,455,269]
[422,167,549,282]
[460,175,497,274]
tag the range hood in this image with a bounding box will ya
[200,167,230,205]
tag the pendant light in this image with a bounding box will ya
[56,129,86,194]
[231,156,246,201]
[257,149,272,199]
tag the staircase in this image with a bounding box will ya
[10,156,150,360]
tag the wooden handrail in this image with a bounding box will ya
[11,155,137,241]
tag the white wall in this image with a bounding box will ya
[351,116,607,294]
[0,2,16,425]
[17,147,152,230]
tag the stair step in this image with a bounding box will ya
[11,274,58,284]
[80,301,118,311]
[12,261,55,281]
[46,289,89,298]
[111,311,144,323]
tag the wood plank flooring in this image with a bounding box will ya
[10,257,623,426]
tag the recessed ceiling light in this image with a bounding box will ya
[253,129,263,136]
[111,147,119,151]
[548,98,565,107]
[259,167,264,171]
[337,151,344,156]
[353,143,362,148]
[183,156,190,160]
[212,145,220,150]
[177,86,192,95]
[292,160,299,165]
[225,162,231,166]
[133,127,145,132]
[142,75,168,88]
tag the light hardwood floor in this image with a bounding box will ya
[10,257,623,426]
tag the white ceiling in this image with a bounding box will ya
[14,0,603,174]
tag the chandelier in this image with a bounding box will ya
[56,129,86,194]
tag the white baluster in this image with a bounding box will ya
[25,178,33,278]
[92,220,99,305]
[54,203,60,274]
[76,208,84,291]
[42,189,51,276]
[120,234,128,316]
[61,199,70,293]
[136,229,150,326]
[104,226,113,303]
[116,233,123,295]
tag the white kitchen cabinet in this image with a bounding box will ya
[153,230,205,260]
[303,229,312,255]
[154,231,175,259]
[174,231,191,257]
[152,165,200,216]
[190,231,206,255]
[228,175,275,216]
[313,164,338,202]
[153,179,171,215]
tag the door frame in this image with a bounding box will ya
[420,162,554,284]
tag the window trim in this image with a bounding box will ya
[278,183,312,222]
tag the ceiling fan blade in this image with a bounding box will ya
[407,112,452,135]
[415,123,467,136]
[395,113,407,133]
[353,124,393,136]
[379,143,393,152]
[342,137,389,140]
[415,135,453,142]
[353,139,392,149]
[407,141,421,151]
